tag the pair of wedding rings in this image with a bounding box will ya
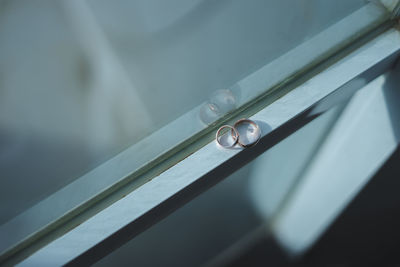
[216,118,261,148]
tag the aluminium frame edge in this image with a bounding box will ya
[15,28,400,267]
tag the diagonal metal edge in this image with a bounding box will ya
[0,14,396,267]
[394,2,400,18]
[27,29,400,267]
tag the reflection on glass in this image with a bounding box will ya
[0,0,384,226]
[94,101,346,267]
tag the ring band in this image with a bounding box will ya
[232,118,261,148]
[216,125,239,148]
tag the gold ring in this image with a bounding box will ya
[232,118,261,148]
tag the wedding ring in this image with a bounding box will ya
[232,118,261,148]
[216,125,239,148]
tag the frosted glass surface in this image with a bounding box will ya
[0,0,367,224]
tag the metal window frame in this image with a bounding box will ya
[11,26,400,266]
[0,2,399,266]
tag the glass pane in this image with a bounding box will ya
[0,0,389,235]
[94,65,400,265]
[94,99,347,267]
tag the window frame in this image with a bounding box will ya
[12,26,400,266]
[1,2,400,266]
